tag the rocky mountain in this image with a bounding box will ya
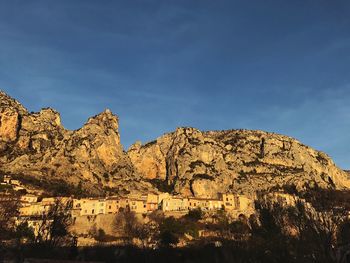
[0,91,152,195]
[1,90,349,197]
[128,127,350,198]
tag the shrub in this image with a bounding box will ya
[186,208,203,221]
[95,228,107,242]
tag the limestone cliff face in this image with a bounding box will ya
[128,127,350,198]
[1,90,349,198]
[0,91,152,195]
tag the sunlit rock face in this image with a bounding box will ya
[0,91,152,195]
[128,127,350,198]
[1,90,349,197]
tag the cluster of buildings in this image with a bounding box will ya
[9,192,252,241]
[1,175,253,219]
[1,175,26,191]
[17,192,253,219]
[19,195,71,217]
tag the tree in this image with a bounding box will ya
[94,228,107,242]
[158,216,188,247]
[114,210,154,247]
[229,220,250,240]
[0,198,19,240]
[254,192,349,262]
[15,221,35,242]
[338,219,350,246]
[186,208,203,221]
[114,210,139,244]
[159,230,179,247]
[34,198,73,248]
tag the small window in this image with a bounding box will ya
[92,209,95,214]
[143,205,146,208]
[109,205,111,209]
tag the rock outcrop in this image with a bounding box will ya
[0,91,152,195]
[1,90,349,198]
[128,127,350,198]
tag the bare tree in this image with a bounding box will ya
[255,192,348,262]
[0,198,19,240]
[114,210,156,247]
[34,198,73,247]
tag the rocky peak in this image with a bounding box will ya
[38,108,61,126]
[84,109,119,131]
[24,108,62,131]
[1,90,349,198]
[0,91,153,195]
[128,128,350,198]
[0,91,26,144]
[0,90,28,114]
[79,109,122,154]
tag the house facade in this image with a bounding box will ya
[20,194,39,204]
[75,198,107,216]
[162,197,189,212]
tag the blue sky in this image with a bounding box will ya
[0,1,349,168]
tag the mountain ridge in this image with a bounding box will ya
[0,90,153,195]
[1,90,349,197]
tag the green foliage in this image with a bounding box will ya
[159,217,183,247]
[229,221,250,236]
[34,200,73,248]
[0,184,12,192]
[160,217,183,235]
[15,221,35,241]
[251,193,350,262]
[115,210,141,242]
[338,219,350,246]
[299,188,350,211]
[0,199,19,240]
[185,208,203,221]
[159,230,179,247]
[94,228,107,242]
[158,215,201,247]
[182,220,200,238]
